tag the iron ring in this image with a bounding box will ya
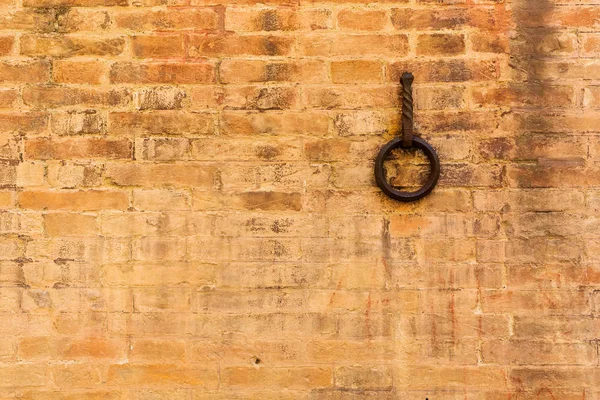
[374,136,440,202]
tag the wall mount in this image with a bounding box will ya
[374,72,441,202]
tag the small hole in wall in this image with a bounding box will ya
[254,357,261,364]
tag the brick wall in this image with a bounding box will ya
[1,0,599,397]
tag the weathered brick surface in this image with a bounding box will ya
[0,0,599,397]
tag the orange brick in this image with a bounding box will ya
[52,60,107,85]
[0,36,14,56]
[221,367,332,389]
[220,60,327,83]
[25,138,132,160]
[129,339,186,362]
[337,9,387,31]
[23,86,131,108]
[188,34,294,57]
[0,61,50,83]
[107,364,219,388]
[299,34,408,57]
[114,9,218,31]
[110,62,215,84]
[132,35,185,59]
[109,112,216,136]
[106,163,215,187]
[0,89,18,108]
[44,213,98,236]
[20,35,125,57]
[19,190,128,211]
[417,33,466,56]
[224,8,332,31]
[331,60,382,83]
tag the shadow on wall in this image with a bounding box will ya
[506,0,585,188]
[510,0,559,131]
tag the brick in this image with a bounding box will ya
[472,85,574,108]
[394,366,507,389]
[471,32,508,53]
[52,60,107,85]
[216,262,329,288]
[388,60,498,83]
[114,9,218,31]
[20,35,125,57]
[194,290,305,313]
[135,86,186,110]
[334,365,391,389]
[224,8,332,31]
[107,365,219,387]
[0,9,55,31]
[25,138,131,160]
[417,33,466,56]
[0,61,50,83]
[221,111,328,135]
[46,161,104,188]
[188,35,294,57]
[52,364,105,387]
[189,339,304,364]
[222,86,298,110]
[220,60,327,83]
[132,189,190,210]
[0,89,18,108]
[129,339,186,363]
[337,9,387,31]
[582,33,600,56]
[132,35,185,58]
[0,365,47,387]
[54,8,114,33]
[109,112,216,136]
[0,36,14,56]
[134,287,191,311]
[101,262,215,286]
[44,213,98,236]
[482,290,590,315]
[221,367,332,389]
[299,34,409,57]
[51,110,107,135]
[106,163,215,187]
[16,161,45,187]
[482,340,596,365]
[331,61,382,84]
[391,7,467,30]
[23,87,131,108]
[19,190,128,211]
[110,62,215,84]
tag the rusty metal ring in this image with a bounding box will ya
[374,136,440,202]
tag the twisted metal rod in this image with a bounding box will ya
[401,72,414,148]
